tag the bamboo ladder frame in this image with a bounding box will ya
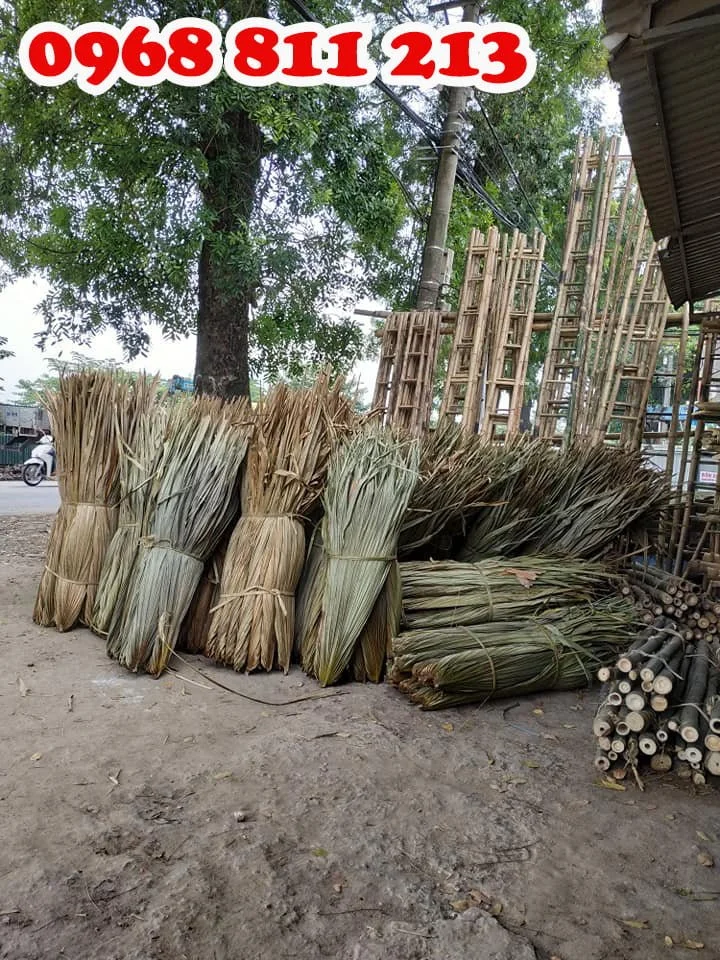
[439,227,500,432]
[481,230,546,440]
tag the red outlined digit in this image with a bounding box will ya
[224,17,281,86]
[437,26,480,82]
[381,23,436,86]
[476,23,536,93]
[281,25,323,82]
[119,17,166,85]
[19,22,75,87]
[326,24,376,86]
[163,18,222,86]
[73,24,121,94]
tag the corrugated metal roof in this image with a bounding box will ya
[602,0,720,307]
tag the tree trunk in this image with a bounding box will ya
[195,105,264,398]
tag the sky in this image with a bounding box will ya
[0,33,622,402]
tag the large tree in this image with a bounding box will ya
[0,1,605,396]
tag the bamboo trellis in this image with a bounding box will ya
[371,310,443,433]
[439,226,545,437]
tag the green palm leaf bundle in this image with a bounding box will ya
[110,396,253,676]
[206,374,356,673]
[294,524,326,677]
[398,423,534,560]
[460,443,669,561]
[390,598,636,710]
[92,377,165,639]
[315,429,420,687]
[400,556,615,630]
[34,371,132,631]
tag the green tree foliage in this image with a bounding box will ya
[0,0,606,396]
[0,334,12,392]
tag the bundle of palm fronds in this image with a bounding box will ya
[398,425,535,559]
[314,429,420,686]
[109,396,253,675]
[351,560,401,682]
[390,598,636,709]
[179,532,231,654]
[207,374,356,673]
[295,524,326,674]
[34,371,131,631]
[91,378,165,638]
[459,443,670,561]
[400,556,616,630]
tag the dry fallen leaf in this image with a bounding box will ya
[213,771,233,781]
[542,733,559,742]
[469,890,487,904]
[562,723,576,729]
[523,760,540,769]
[596,778,626,792]
[450,899,470,912]
[311,848,328,858]
[16,677,28,697]
[684,941,704,950]
[333,884,343,893]
[697,851,714,868]
[108,769,121,787]
[490,902,503,917]
[664,935,673,947]
[441,722,454,733]
[697,831,715,844]
[503,567,538,589]
[621,918,649,929]
[533,708,544,716]
[335,732,351,739]
[666,814,676,821]
[30,753,42,762]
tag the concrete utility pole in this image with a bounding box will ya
[415,2,481,310]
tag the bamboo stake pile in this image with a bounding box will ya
[390,598,635,710]
[622,564,718,643]
[206,375,356,673]
[591,628,720,785]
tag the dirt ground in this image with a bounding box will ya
[1,515,719,960]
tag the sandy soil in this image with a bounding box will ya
[1,515,720,960]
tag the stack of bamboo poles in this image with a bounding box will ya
[91,378,165,638]
[591,628,720,785]
[206,374,356,673]
[390,598,635,710]
[622,565,718,643]
[110,396,253,675]
[460,442,670,561]
[300,429,420,685]
[34,372,132,631]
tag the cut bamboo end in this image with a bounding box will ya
[651,694,669,712]
[611,765,628,781]
[680,725,700,744]
[692,770,707,786]
[611,738,626,754]
[598,735,613,751]
[595,752,611,771]
[639,667,655,683]
[705,751,720,776]
[597,666,612,683]
[640,679,654,693]
[608,750,618,761]
[616,720,631,737]
[652,675,674,696]
[608,691,623,706]
[704,732,720,752]
[619,679,634,694]
[650,752,673,772]
[639,735,657,756]
[685,745,703,765]
[625,692,646,712]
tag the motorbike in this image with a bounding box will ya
[22,434,56,486]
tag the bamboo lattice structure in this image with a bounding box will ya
[371,310,443,434]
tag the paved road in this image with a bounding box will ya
[0,481,60,516]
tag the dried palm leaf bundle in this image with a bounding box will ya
[400,556,615,630]
[295,524,326,676]
[179,531,230,654]
[460,443,669,562]
[390,597,636,709]
[207,374,356,673]
[398,424,535,559]
[351,560,401,682]
[91,378,165,638]
[34,371,132,631]
[110,396,253,675]
[315,429,420,686]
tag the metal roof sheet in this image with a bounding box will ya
[602,0,720,306]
